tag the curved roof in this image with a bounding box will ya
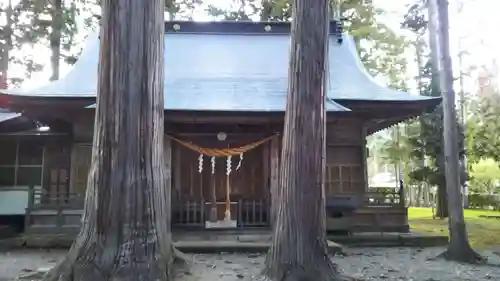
[0,109,20,124]
[0,21,438,112]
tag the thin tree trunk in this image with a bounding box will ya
[42,0,186,280]
[262,1,347,280]
[260,0,271,21]
[165,0,176,20]
[434,0,482,263]
[415,37,424,208]
[427,0,448,219]
[0,0,13,88]
[50,0,62,81]
[436,182,448,218]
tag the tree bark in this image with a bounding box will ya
[261,1,346,280]
[42,0,186,280]
[433,0,482,263]
[50,0,62,81]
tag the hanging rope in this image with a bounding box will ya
[198,154,203,173]
[165,134,278,157]
[226,156,232,175]
[236,152,243,170]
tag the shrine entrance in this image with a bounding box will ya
[170,132,274,229]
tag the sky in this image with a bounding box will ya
[376,0,500,94]
[2,0,500,94]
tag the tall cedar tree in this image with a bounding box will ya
[50,0,62,81]
[262,0,349,280]
[426,0,450,218]
[434,0,482,263]
[42,0,185,280]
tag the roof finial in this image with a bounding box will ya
[331,0,343,44]
[336,19,344,44]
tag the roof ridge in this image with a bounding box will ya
[164,20,343,40]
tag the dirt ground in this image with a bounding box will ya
[2,247,500,281]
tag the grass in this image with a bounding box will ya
[408,207,500,249]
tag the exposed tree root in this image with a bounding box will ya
[173,246,192,267]
[430,248,486,264]
[42,245,189,281]
[255,261,361,281]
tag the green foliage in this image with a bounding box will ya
[467,90,500,164]
[340,0,409,86]
[206,0,409,85]
[377,122,422,186]
[467,194,500,210]
[406,62,466,187]
[400,2,427,34]
[0,0,82,84]
[401,1,465,189]
[469,158,500,194]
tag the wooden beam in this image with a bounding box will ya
[165,111,284,124]
[165,122,283,134]
[361,126,369,192]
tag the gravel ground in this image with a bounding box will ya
[2,247,500,281]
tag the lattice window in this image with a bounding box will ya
[325,164,364,195]
[0,140,44,188]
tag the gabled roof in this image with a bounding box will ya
[0,21,438,112]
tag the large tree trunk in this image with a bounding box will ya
[42,0,183,280]
[433,0,482,263]
[50,0,62,81]
[262,1,345,280]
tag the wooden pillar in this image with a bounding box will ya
[361,125,369,192]
[262,142,270,199]
[224,173,231,220]
[210,157,217,222]
[270,137,280,228]
[68,144,77,195]
[173,143,181,199]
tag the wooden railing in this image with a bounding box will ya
[365,189,405,208]
[238,199,269,227]
[172,200,205,227]
[171,198,270,228]
[366,180,406,208]
[365,191,401,206]
[27,187,84,210]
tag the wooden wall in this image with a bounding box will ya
[172,141,268,201]
[69,117,93,195]
[68,116,368,201]
[325,118,367,196]
[43,141,72,203]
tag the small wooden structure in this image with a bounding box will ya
[0,21,440,235]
